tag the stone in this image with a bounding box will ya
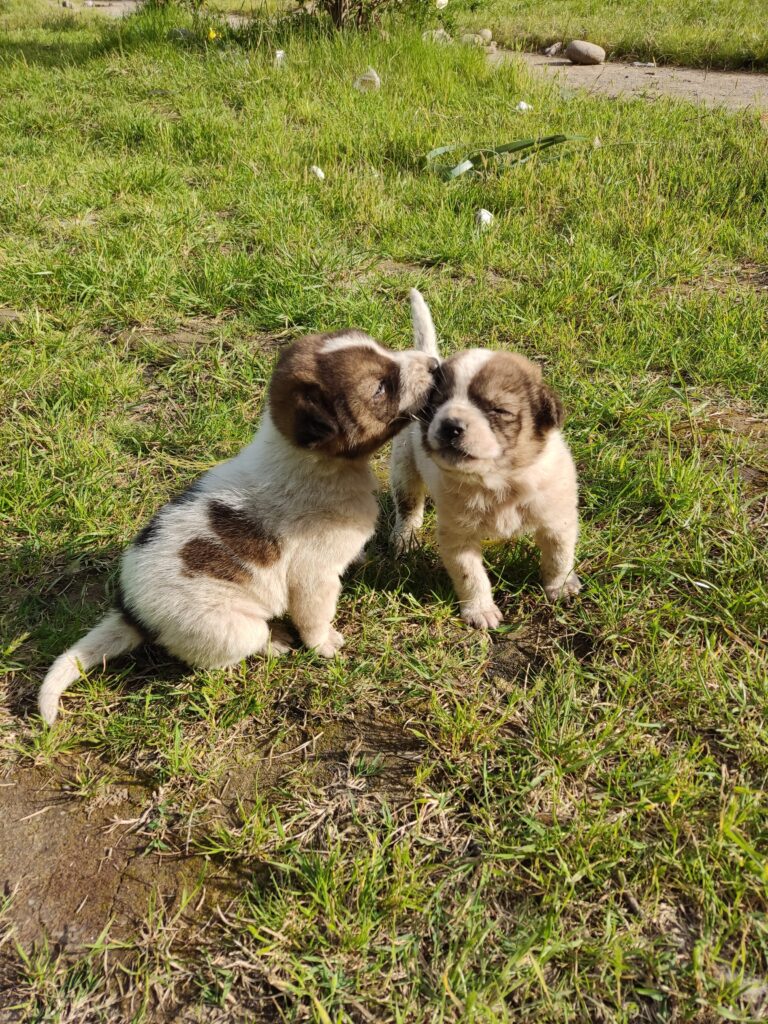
[422,28,452,44]
[475,208,494,229]
[478,28,493,43]
[436,0,448,8]
[309,165,325,181]
[543,41,563,57]
[564,40,606,65]
[460,33,485,46]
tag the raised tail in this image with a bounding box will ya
[409,288,440,359]
[38,609,143,725]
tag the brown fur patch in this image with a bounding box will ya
[179,537,250,584]
[208,500,281,566]
[467,352,563,468]
[269,333,405,458]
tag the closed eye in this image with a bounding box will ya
[491,407,511,416]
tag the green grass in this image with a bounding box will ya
[1,2,767,1022]
[471,0,768,70]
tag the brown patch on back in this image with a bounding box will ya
[269,332,405,458]
[180,537,250,584]
[208,500,281,566]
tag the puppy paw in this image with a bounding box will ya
[461,604,503,629]
[544,573,582,603]
[312,628,345,658]
[267,624,294,655]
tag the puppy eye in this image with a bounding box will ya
[374,379,388,398]
[491,407,510,416]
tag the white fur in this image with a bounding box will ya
[391,300,581,629]
[39,333,434,724]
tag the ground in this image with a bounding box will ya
[473,0,768,70]
[1,3,767,1023]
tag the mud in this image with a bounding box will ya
[0,768,211,950]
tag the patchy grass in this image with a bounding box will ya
[473,0,768,70]
[1,2,767,1022]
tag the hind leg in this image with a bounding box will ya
[390,432,427,554]
[163,605,285,669]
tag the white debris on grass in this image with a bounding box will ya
[436,0,448,8]
[274,49,286,67]
[309,165,325,180]
[475,208,494,229]
[354,67,381,91]
[516,100,533,111]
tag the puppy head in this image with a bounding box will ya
[270,330,437,459]
[423,349,563,474]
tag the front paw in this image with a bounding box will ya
[311,628,345,658]
[461,603,503,629]
[544,573,582,603]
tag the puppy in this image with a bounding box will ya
[39,330,437,724]
[390,291,580,628]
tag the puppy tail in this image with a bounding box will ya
[409,288,440,359]
[38,609,143,726]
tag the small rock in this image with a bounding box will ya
[436,0,448,8]
[460,32,485,46]
[422,28,452,44]
[274,49,286,67]
[564,39,606,65]
[354,67,381,91]
[475,208,494,229]
[543,41,563,57]
[516,100,532,111]
[478,28,493,43]
[309,165,325,180]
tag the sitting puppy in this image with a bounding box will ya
[390,291,580,628]
[39,330,437,724]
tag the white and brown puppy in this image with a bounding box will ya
[39,330,437,724]
[390,290,581,628]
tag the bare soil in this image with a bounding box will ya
[497,50,768,112]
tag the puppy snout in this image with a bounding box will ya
[426,357,439,374]
[439,418,466,445]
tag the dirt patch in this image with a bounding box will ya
[0,768,221,951]
[0,309,23,325]
[661,262,768,296]
[497,50,768,112]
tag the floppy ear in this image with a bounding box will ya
[534,384,564,433]
[293,387,340,449]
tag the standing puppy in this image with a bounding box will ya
[390,291,581,628]
[39,330,437,725]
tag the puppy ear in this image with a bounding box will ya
[294,387,339,449]
[534,384,564,433]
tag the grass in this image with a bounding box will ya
[471,0,768,70]
[1,2,767,1022]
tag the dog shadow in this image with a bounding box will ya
[3,541,190,721]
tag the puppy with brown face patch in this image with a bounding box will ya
[39,330,437,724]
[390,291,581,628]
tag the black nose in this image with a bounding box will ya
[426,357,439,374]
[438,417,466,444]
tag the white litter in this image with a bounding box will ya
[354,67,381,91]
[274,49,286,67]
[436,0,448,8]
[475,208,494,229]
[516,100,533,111]
[309,165,325,180]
